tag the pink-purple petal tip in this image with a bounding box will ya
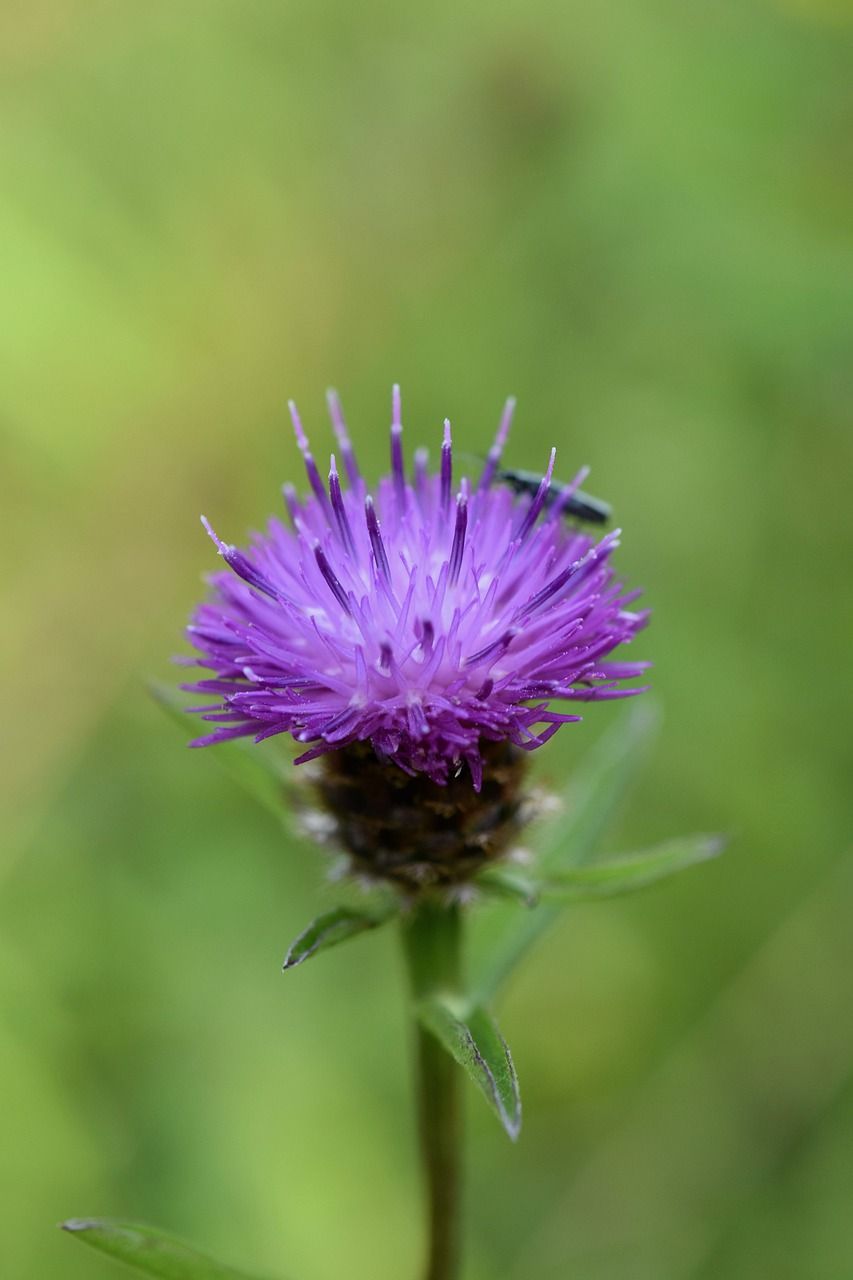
[184,388,649,786]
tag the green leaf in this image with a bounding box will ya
[539,833,725,900]
[416,997,522,1140]
[539,700,662,873]
[282,905,395,970]
[472,701,661,1002]
[149,681,292,824]
[476,866,541,907]
[60,1219,272,1280]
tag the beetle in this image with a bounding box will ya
[496,466,612,525]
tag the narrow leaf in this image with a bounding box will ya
[282,905,395,970]
[149,681,292,823]
[540,833,726,900]
[476,866,541,907]
[540,699,662,873]
[473,701,661,1001]
[417,997,522,1140]
[61,1219,271,1280]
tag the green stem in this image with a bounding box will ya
[402,898,463,1280]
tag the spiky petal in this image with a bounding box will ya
[184,389,650,787]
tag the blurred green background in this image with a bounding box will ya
[2,1,853,1278]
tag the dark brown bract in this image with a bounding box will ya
[316,740,529,891]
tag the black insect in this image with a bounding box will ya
[496,467,612,525]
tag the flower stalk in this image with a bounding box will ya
[402,899,464,1280]
[60,391,731,1280]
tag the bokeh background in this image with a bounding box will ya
[2,2,853,1278]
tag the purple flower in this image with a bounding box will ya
[183,388,649,789]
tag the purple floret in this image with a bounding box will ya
[183,388,650,788]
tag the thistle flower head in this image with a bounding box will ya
[184,388,649,792]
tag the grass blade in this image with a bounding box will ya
[149,681,292,824]
[473,702,661,1002]
[61,1219,272,1280]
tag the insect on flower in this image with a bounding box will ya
[183,388,650,803]
[494,465,612,525]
